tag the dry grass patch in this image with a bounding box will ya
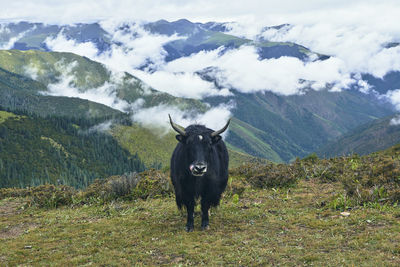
[1,179,400,266]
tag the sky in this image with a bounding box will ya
[1,0,400,127]
[0,0,398,26]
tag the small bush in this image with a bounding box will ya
[226,176,249,197]
[132,169,173,199]
[81,172,141,203]
[301,150,400,206]
[230,160,303,189]
[339,155,400,205]
[26,184,76,209]
[0,187,30,200]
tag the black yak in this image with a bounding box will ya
[169,114,230,232]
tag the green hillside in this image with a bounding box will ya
[317,115,400,158]
[0,49,394,164]
[0,109,145,188]
[111,123,266,169]
[206,89,394,162]
[0,66,123,118]
[0,50,207,112]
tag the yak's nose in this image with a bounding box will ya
[194,163,207,173]
[190,162,207,176]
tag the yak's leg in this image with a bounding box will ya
[201,199,210,230]
[185,199,195,232]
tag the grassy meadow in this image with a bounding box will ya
[2,147,400,266]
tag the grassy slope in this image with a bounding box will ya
[0,110,18,124]
[228,118,283,162]
[202,32,250,46]
[110,124,177,168]
[0,49,109,88]
[111,123,265,169]
[0,66,122,118]
[317,115,400,158]
[214,89,394,162]
[0,111,145,188]
[0,49,208,112]
[1,179,400,266]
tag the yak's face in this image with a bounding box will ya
[176,133,221,176]
[169,114,230,177]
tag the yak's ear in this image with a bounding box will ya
[176,135,186,143]
[211,135,221,144]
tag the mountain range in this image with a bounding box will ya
[0,19,399,187]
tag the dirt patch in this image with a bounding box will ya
[0,199,35,239]
[0,222,37,239]
[0,199,25,216]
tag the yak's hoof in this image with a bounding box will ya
[201,225,210,231]
[186,225,194,232]
[201,223,209,231]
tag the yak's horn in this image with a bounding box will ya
[168,114,186,136]
[211,119,231,137]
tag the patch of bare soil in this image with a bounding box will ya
[0,199,25,216]
[0,199,36,239]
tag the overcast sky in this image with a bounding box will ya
[0,0,398,27]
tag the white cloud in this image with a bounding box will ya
[384,89,400,111]
[45,21,183,74]
[163,45,354,95]
[97,21,182,71]
[132,102,234,137]
[43,61,130,112]
[23,63,39,80]
[45,31,99,59]
[24,4,400,98]
[259,19,400,79]
[390,116,400,126]
[0,25,31,49]
[87,120,113,133]
[2,0,397,26]
[132,70,230,99]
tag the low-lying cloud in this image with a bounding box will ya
[132,102,234,137]
[164,45,354,95]
[42,61,130,112]
[5,15,400,130]
[0,25,30,49]
[41,19,387,98]
[259,23,400,79]
[132,70,231,99]
[45,31,99,59]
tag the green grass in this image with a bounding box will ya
[111,123,266,169]
[202,32,250,47]
[0,49,208,114]
[111,123,177,168]
[229,118,284,162]
[0,49,109,88]
[0,110,18,124]
[256,40,296,47]
[1,179,400,266]
[317,115,400,158]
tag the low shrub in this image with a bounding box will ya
[132,169,173,199]
[80,172,141,203]
[226,175,249,197]
[230,160,303,189]
[301,150,400,206]
[0,187,30,200]
[26,184,76,209]
[339,155,400,205]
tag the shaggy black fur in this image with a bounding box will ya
[170,125,229,232]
